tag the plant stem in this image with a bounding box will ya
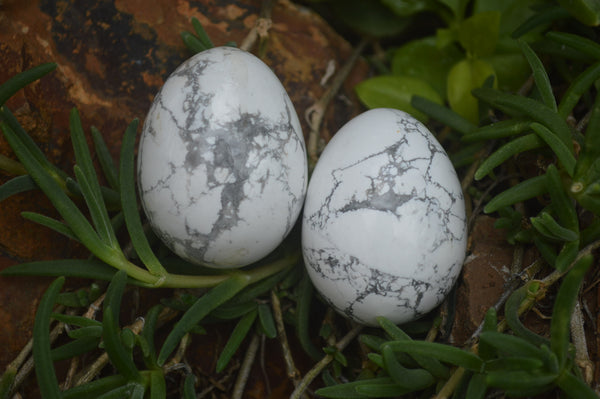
[306,38,368,169]
[290,324,363,399]
[271,290,303,392]
[0,153,27,175]
[231,333,260,399]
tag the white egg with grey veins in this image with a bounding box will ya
[302,108,467,326]
[138,46,307,268]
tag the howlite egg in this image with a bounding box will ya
[302,108,467,326]
[138,47,307,268]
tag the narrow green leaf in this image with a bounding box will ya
[556,369,599,399]
[141,305,162,369]
[411,95,477,134]
[519,40,556,111]
[557,0,600,26]
[210,301,257,320]
[129,383,145,399]
[504,285,550,347]
[479,331,546,359]
[21,211,79,242]
[530,212,579,242]
[381,345,435,390]
[74,165,120,248]
[103,270,141,382]
[158,274,249,365]
[558,61,600,118]
[295,272,322,360]
[485,369,557,390]
[377,317,449,378]
[354,382,412,397]
[119,118,167,278]
[70,109,102,200]
[477,308,498,361]
[462,118,530,142]
[52,313,102,327]
[360,334,387,351]
[386,340,483,371]
[51,337,100,361]
[315,377,396,399]
[191,17,214,49]
[90,126,119,191]
[62,375,128,399]
[0,367,16,399]
[575,91,600,181]
[546,164,578,231]
[32,277,65,399]
[0,107,66,182]
[0,259,118,282]
[149,370,166,399]
[547,31,600,59]
[70,108,119,247]
[67,325,104,340]
[533,235,558,265]
[484,174,548,213]
[181,31,207,54]
[475,133,544,180]
[94,383,138,399]
[512,6,570,38]
[0,63,56,106]
[183,374,196,399]
[367,352,385,368]
[0,175,37,202]
[551,254,593,369]
[484,357,545,371]
[0,120,112,260]
[258,303,276,339]
[473,87,573,153]
[216,309,257,372]
[465,373,487,399]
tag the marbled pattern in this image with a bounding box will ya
[302,108,466,326]
[138,47,307,268]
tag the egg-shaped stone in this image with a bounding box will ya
[302,108,466,326]
[138,46,307,268]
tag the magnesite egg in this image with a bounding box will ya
[302,108,467,326]
[138,46,307,268]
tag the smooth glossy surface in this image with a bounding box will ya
[138,47,307,268]
[302,108,466,326]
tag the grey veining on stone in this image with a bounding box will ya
[302,108,466,326]
[138,47,307,268]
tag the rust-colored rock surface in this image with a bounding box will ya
[0,0,368,393]
[451,215,538,344]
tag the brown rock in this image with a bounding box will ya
[451,215,537,344]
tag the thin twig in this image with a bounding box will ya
[290,324,363,399]
[231,333,260,399]
[270,290,301,387]
[240,0,276,53]
[163,332,192,372]
[572,301,594,383]
[74,317,145,386]
[306,38,368,169]
[10,321,65,396]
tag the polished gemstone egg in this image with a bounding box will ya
[138,46,307,268]
[302,108,467,326]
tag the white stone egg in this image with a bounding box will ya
[138,46,307,268]
[302,108,467,326]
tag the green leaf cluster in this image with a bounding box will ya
[318,255,594,398]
